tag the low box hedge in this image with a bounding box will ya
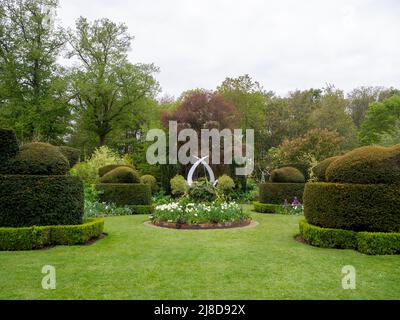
[299,219,400,255]
[253,202,281,213]
[0,175,84,228]
[129,205,155,215]
[259,183,305,205]
[303,182,400,232]
[0,218,104,251]
[96,183,152,206]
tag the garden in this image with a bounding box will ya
[1,0,400,301]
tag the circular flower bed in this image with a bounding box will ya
[150,202,251,229]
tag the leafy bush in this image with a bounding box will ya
[216,175,235,196]
[259,182,305,204]
[312,156,341,182]
[152,201,249,225]
[0,218,104,251]
[7,142,70,175]
[299,219,400,255]
[58,146,81,167]
[277,163,311,181]
[0,175,84,228]
[303,182,400,232]
[325,145,400,184]
[98,164,136,177]
[170,175,189,197]
[270,167,305,183]
[189,179,217,203]
[0,128,19,164]
[99,167,141,184]
[140,175,158,193]
[96,183,152,206]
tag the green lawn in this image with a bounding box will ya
[1,205,399,300]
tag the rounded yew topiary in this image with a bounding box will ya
[8,142,70,175]
[98,164,135,178]
[58,146,81,167]
[0,129,19,165]
[270,167,305,183]
[140,175,157,193]
[303,182,400,232]
[325,145,400,184]
[312,156,342,182]
[99,167,141,184]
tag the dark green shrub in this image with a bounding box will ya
[299,219,400,255]
[170,175,189,196]
[217,175,235,195]
[0,175,84,228]
[0,218,104,251]
[129,205,155,215]
[8,142,70,175]
[140,175,158,193]
[259,183,305,204]
[0,129,19,164]
[312,156,341,181]
[277,163,310,181]
[253,202,280,213]
[325,145,400,184]
[270,167,305,183]
[58,146,81,167]
[303,182,400,232]
[98,164,135,177]
[189,179,217,203]
[96,183,152,206]
[99,167,141,184]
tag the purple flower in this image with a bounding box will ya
[292,197,301,207]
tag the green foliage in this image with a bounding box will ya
[303,182,400,232]
[5,142,70,175]
[99,167,141,184]
[299,219,400,255]
[0,218,104,251]
[188,179,217,203]
[216,175,235,195]
[96,183,152,206]
[129,205,155,215]
[253,202,280,213]
[270,167,305,183]
[58,146,81,167]
[325,145,400,184]
[99,164,135,177]
[0,175,84,228]
[160,164,181,194]
[259,183,305,204]
[276,163,311,181]
[140,175,157,193]
[312,156,341,182]
[0,129,19,163]
[170,175,189,197]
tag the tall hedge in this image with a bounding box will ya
[303,182,400,232]
[259,183,305,204]
[96,183,152,206]
[0,175,84,228]
[0,129,19,164]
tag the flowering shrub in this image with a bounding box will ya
[275,197,304,215]
[151,201,250,225]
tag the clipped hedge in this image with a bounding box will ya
[58,146,81,167]
[277,163,310,181]
[303,182,400,232]
[270,167,305,183]
[312,156,341,182]
[259,183,305,205]
[0,175,84,228]
[0,128,19,164]
[0,218,104,251]
[99,167,141,184]
[96,183,152,206]
[325,145,400,184]
[98,164,135,178]
[253,202,281,213]
[299,219,400,255]
[140,175,158,193]
[7,142,70,175]
[129,205,155,215]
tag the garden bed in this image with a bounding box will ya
[148,219,254,230]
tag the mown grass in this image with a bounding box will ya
[1,205,399,300]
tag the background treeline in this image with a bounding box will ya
[1,0,400,185]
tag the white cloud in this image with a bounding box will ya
[57,0,400,97]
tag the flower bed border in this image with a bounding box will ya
[149,219,253,230]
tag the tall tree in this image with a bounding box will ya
[68,17,159,147]
[0,0,70,143]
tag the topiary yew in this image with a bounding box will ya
[98,164,135,177]
[58,146,81,167]
[140,175,157,193]
[325,145,400,184]
[99,166,141,184]
[312,156,342,182]
[270,167,305,183]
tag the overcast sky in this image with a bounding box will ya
[58,0,400,98]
